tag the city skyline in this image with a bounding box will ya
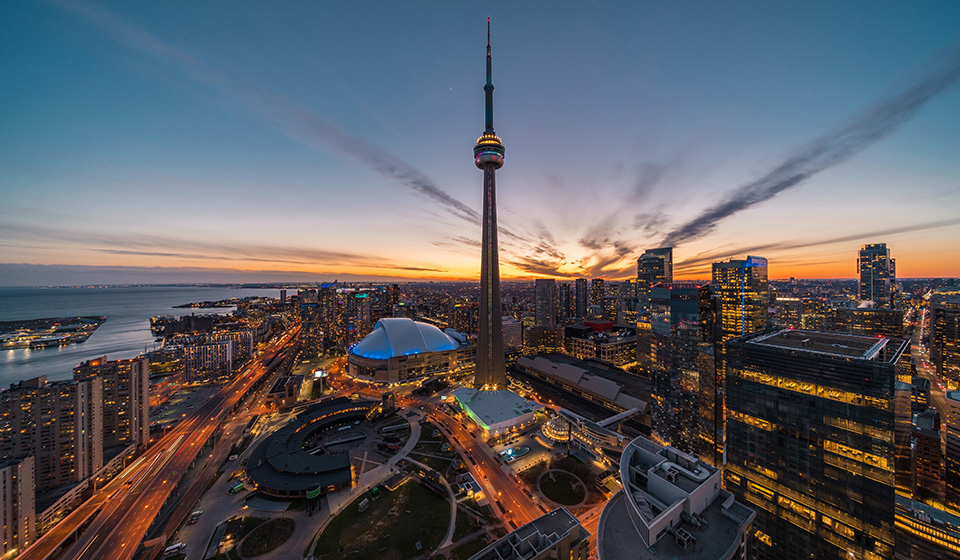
[3,2,960,286]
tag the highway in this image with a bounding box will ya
[19,327,298,560]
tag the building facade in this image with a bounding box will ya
[182,341,233,381]
[0,376,103,493]
[725,330,907,560]
[502,317,522,353]
[834,307,904,338]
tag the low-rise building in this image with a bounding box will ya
[516,355,648,414]
[451,388,542,437]
[564,324,637,368]
[541,409,624,466]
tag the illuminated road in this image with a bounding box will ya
[20,327,298,560]
[323,360,544,529]
[911,309,948,413]
[407,397,543,529]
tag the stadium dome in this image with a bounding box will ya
[351,318,459,360]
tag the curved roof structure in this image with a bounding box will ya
[246,397,377,496]
[351,318,459,360]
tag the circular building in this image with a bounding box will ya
[246,397,377,498]
[348,318,475,384]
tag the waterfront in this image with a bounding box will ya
[0,286,280,386]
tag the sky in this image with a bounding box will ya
[2,1,959,286]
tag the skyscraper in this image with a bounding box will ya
[575,278,588,319]
[711,255,768,461]
[558,282,572,320]
[858,243,896,308]
[637,247,673,318]
[725,330,907,560]
[473,18,507,389]
[535,278,557,327]
[648,282,715,458]
[590,278,605,307]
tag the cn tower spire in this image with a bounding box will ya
[484,16,495,133]
[473,17,506,390]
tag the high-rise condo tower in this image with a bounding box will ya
[474,17,507,389]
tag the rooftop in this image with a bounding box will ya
[517,354,649,411]
[246,397,376,493]
[597,435,755,560]
[598,490,753,560]
[749,329,895,360]
[469,508,589,560]
[452,388,541,430]
[351,317,460,360]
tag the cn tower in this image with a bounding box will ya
[473,17,507,389]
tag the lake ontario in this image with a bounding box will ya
[0,286,280,386]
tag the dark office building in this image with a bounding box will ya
[725,329,908,560]
[930,293,960,382]
[559,282,572,320]
[575,278,588,320]
[648,282,716,461]
[912,409,942,500]
[535,278,557,327]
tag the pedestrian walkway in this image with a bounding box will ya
[306,413,424,557]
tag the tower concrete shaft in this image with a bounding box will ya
[474,17,506,389]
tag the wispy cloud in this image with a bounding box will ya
[0,263,424,286]
[0,222,447,273]
[56,0,480,225]
[660,47,960,247]
[673,217,960,272]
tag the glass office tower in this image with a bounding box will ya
[648,282,715,460]
[725,329,908,560]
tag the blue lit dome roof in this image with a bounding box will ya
[351,318,459,360]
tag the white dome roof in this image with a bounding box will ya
[351,318,459,360]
